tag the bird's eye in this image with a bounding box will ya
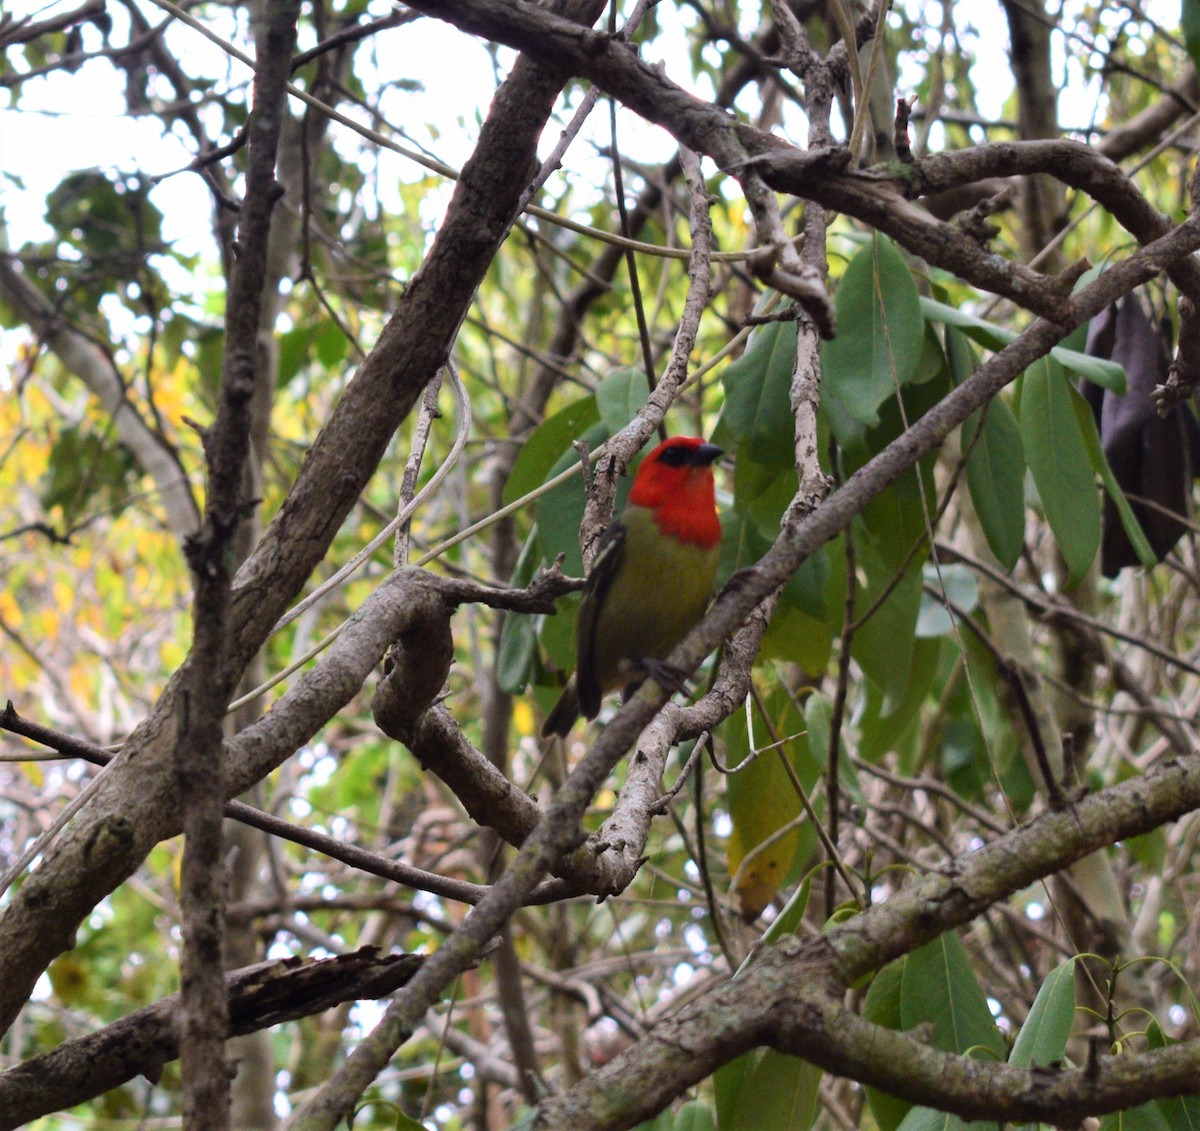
[658,446,689,466]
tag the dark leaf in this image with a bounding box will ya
[1082,293,1198,574]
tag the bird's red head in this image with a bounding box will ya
[629,436,723,549]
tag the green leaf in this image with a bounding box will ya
[389,1111,431,1131]
[596,366,652,435]
[721,320,799,465]
[532,420,615,574]
[45,170,163,257]
[1125,825,1167,873]
[504,396,600,507]
[719,1049,820,1131]
[900,932,1005,1059]
[944,322,979,386]
[851,532,924,707]
[1009,959,1075,1069]
[733,453,798,543]
[859,637,945,765]
[916,563,979,638]
[803,692,832,776]
[948,317,1026,570]
[726,461,829,622]
[277,324,317,386]
[630,1110,675,1131]
[911,320,951,386]
[922,297,1011,352]
[1158,1095,1200,1131]
[1068,383,1157,569]
[715,1049,757,1129]
[497,531,543,694]
[823,235,924,438]
[315,321,349,368]
[718,509,763,584]
[1051,346,1125,391]
[804,690,863,806]
[760,599,835,672]
[742,873,812,964]
[963,394,1026,570]
[537,590,579,676]
[921,298,1125,392]
[864,963,911,1131]
[1099,1103,1172,1131]
[193,326,225,401]
[1148,1020,1200,1130]
[41,424,137,523]
[673,1100,717,1131]
[895,1107,995,1131]
[506,1107,540,1131]
[1184,0,1200,71]
[930,629,1017,791]
[1018,357,1100,586]
[854,421,941,560]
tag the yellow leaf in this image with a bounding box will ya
[512,699,535,737]
[70,665,92,701]
[52,579,73,612]
[0,589,22,628]
[729,807,798,922]
[48,955,89,1005]
[724,695,817,922]
[39,605,60,638]
[161,638,186,669]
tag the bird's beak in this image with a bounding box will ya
[694,443,723,465]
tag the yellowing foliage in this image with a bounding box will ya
[0,589,23,629]
[512,699,535,737]
[51,579,74,614]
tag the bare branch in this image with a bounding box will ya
[0,949,424,1131]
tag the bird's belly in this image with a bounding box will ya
[593,539,717,692]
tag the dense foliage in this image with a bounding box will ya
[4,0,1200,1128]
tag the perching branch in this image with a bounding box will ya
[283,191,1200,1131]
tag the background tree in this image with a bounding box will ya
[4,0,1200,1128]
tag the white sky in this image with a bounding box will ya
[0,1,509,249]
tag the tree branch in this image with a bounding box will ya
[0,949,424,1130]
[535,750,1200,1129]
[0,0,599,1039]
[172,1,301,1120]
[281,202,1200,1131]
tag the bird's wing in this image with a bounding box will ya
[575,518,627,720]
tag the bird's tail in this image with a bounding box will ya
[541,677,580,738]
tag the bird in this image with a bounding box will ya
[541,435,724,738]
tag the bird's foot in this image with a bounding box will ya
[639,658,690,694]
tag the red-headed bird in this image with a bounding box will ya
[541,435,723,738]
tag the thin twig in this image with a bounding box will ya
[0,702,571,907]
[395,370,447,567]
[748,685,862,910]
[825,532,856,919]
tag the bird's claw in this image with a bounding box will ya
[639,658,690,694]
